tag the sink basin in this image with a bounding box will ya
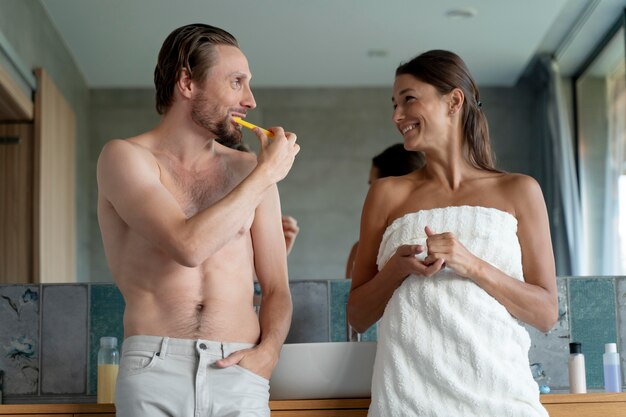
[269,341,377,400]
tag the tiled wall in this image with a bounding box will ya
[0,277,624,403]
[0,284,124,403]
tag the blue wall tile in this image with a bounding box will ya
[2,276,624,401]
[329,279,377,342]
[88,284,125,395]
[360,325,378,342]
[330,280,350,342]
[616,277,626,388]
[41,285,88,394]
[0,285,40,395]
[569,277,617,388]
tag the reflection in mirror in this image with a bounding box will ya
[1,1,625,282]
[576,23,626,275]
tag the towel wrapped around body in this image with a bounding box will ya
[368,206,548,417]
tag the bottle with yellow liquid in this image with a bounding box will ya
[97,337,119,403]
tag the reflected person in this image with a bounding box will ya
[345,143,425,278]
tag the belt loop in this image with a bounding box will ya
[220,342,225,359]
[158,337,169,359]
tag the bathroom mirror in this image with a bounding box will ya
[0,0,623,283]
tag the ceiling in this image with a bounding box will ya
[40,0,625,88]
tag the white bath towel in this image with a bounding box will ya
[369,206,548,417]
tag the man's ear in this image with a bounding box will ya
[176,68,194,100]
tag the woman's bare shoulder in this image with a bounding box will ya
[495,172,541,193]
[494,173,545,218]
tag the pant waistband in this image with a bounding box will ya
[122,335,255,358]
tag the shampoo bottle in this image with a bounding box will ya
[603,343,622,392]
[568,342,586,394]
[97,336,119,403]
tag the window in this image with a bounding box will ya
[576,20,626,275]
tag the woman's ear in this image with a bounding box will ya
[448,88,465,115]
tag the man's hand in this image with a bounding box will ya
[214,345,278,380]
[255,126,300,184]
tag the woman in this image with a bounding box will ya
[347,50,557,416]
[345,143,425,278]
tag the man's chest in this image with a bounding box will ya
[161,166,239,218]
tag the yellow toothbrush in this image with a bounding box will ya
[232,117,274,137]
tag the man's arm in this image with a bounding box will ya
[97,136,296,267]
[252,185,292,375]
[215,185,292,378]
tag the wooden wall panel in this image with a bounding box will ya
[34,68,76,283]
[0,123,34,283]
[0,64,33,120]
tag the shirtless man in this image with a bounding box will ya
[96,24,299,417]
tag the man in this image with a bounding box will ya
[97,23,299,417]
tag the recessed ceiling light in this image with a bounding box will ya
[367,49,389,58]
[445,7,477,19]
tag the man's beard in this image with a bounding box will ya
[191,92,242,147]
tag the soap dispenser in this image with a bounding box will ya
[568,342,587,394]
[603,343,622,392]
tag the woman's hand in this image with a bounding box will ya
[423,226,481,278]
[387,243,445,278]
[281,215,299,255]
